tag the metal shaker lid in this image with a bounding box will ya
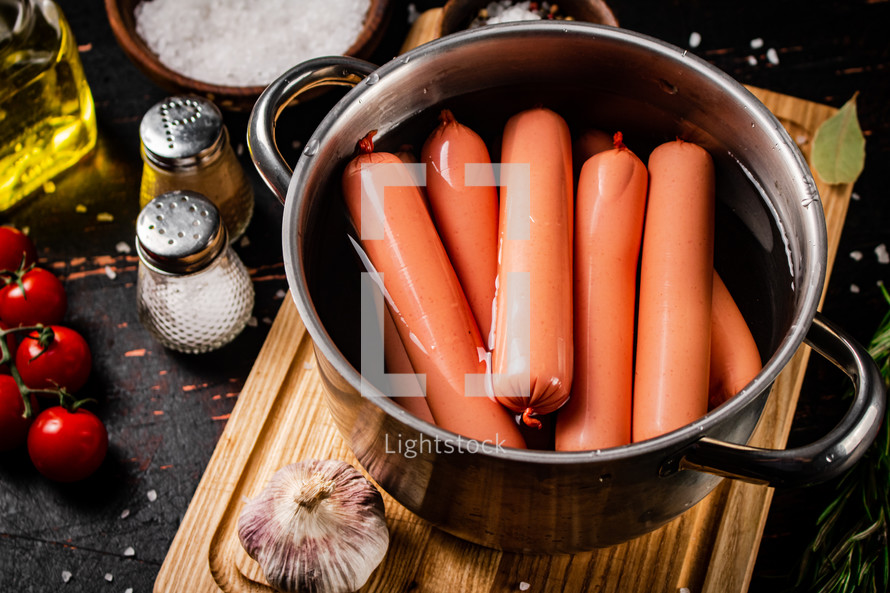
[139,96,225,168]
[136,191,227,275]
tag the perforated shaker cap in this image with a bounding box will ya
[136,191,227,275]
[139,95,225,169]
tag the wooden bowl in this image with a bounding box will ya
[440,0,619,36]
[104,0,393,111]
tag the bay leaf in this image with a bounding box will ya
[811,92,865,185]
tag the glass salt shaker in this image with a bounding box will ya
[139,95,254,242]
[136,191,254,354]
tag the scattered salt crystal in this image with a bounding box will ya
[62,570,72,583]
[851,284,860,293]
[247,316,259,327]
[239,235,251,248]
[262,317,273,325]
[134,0,371,87]
[519,582,531,591]
[795,134,809,145]
[766,47,780,65]
[679,589,691,593]
[291,139,303,150]
[851,192,861,201]
[123,546,135,557]
[120,508,130,519]
[75,204,87,213]
[750,37,764,49]
[125,589,133,593]
[105,265,117,280]
[850,250,864,261]
[303,362,315,370]
[96,212,114,222]
[104,573,113,582]
[147,489,158,502]
[875,243,889,264]
[746,55,758,66]
[688,32,701,48]
[115,241,132,254]
[274,289,287,299]
[236,143,244,156]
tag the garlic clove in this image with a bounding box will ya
[238,460,389,593]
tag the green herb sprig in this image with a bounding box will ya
[797,283,890,592]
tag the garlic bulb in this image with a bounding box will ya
[238,460,389,593]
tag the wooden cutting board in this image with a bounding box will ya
[153,26,854,593]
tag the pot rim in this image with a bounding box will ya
[281,21,827,463]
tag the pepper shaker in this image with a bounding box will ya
[139,96,254,242]
[136,191,254,354]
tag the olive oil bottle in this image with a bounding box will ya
[0,0,97,213]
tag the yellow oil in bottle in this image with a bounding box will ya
[0,0,97,213]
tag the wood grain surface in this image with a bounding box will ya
[153,85,853,593]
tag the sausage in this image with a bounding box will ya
[383,307,436,424]
[491,107,574,428]
[632,139,715,442]
[556,133,648,450]
[422,109,499,341]
[708,270,762,409]
[342,133,526,448]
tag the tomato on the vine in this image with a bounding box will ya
[0,226,37,273]
[15,326,92,393]
[27,406,107,482]
[0,375,38,452]
[0,267,67,326]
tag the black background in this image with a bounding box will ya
[2,1,889,591]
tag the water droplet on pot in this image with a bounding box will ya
[366,72,380,85]
[657,79,679,95]
[303,139,319,157]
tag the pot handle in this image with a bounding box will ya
[247,57,378,204]
[670,312,885,487]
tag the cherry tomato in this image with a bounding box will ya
[28,406,108,482]
[16,326,92,393]
[0,226,37,273]
[0,267,67,326]
[0,375,38,451]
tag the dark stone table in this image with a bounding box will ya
[2,1,888,591]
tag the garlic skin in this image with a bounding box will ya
[238,460,389,593]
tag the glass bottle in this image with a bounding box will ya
[136,190,254,354]
[139,95,254,243]
[0,0,97,213]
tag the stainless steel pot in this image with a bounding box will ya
[247,22,885,553]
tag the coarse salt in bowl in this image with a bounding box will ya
[105,0,393,110]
